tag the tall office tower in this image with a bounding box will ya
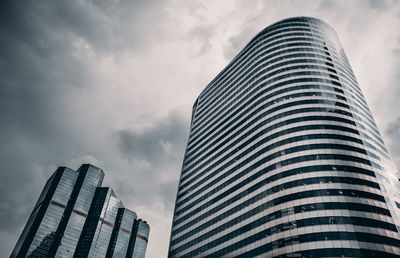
[11,164,150,258]
[169,17,400,257]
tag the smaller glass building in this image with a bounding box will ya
[132,220,151,258]
[11,164,150,258]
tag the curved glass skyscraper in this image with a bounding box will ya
[169,17,400,257]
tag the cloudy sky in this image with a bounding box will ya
[1,0,400,257]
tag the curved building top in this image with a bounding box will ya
[198,16,340,101]
[171,16,400,257]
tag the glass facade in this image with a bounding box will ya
[169,17,400,257]
[10,167,77,258]
[132,220,150,258]
[11,164,150,258]
[110,209,137,257]
[55,165,104,257]
[89,191,123,257]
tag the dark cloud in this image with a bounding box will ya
[0,0,94,242]
[0,0,174,256]
[114,110,189,206]
[116,111,188,161]
[1,0,400,257]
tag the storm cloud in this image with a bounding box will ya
[114,110,188,205]
[1,0,400,257]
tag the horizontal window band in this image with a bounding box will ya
[189,81,346,160]
[179,133,383,202]
[196,45,361,120]
[192,89,378,156]
[184,118,383,182]
[200,32,351,117]
[176,163,378,214]
[193,50,365,133]
[198,38,362,114]
[136,234,148,242]
[192,83,374,152]
[176,159,380,217]
[72,209,87,218]
[196,64,363,131]
[226,19,341,67]
[184,105,385,182]
[197,43,344,114]
[187,109,380,178]
[50,200,67,209]
[192,59,367,138]
[172,202,390,246]
[205,231,400,258]
[199,32,331,99]
[196,59,339,120]
[261,19,327,34]
[172,175,384,246]
[194,80,342,132]
[120,227,131,234]
[228,25,332,63]
[187,80,383,161]
[174,171,383,230]
[49,200,134,234]
[200,22,355,96]
[180,138,383,205]
[199,26,347,101]
[275,248,400,258]
[177,132,382,210]
[50,200,90,219]
[183,119,382,185]
[171,214,396,255]
[189,101,365,170]
[172,185,386,237]
[185,100,384,174]
[240,20,334,52]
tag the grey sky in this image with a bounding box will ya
[1,0,399,257]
